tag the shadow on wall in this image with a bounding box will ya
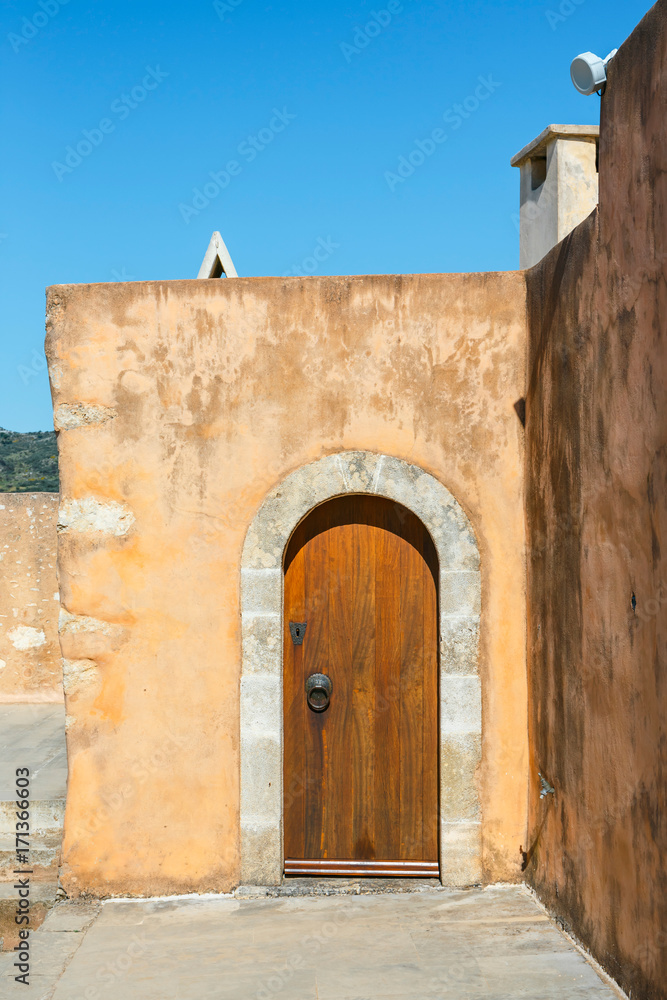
[524,3,667,998]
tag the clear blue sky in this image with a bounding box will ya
[0,0,650,430]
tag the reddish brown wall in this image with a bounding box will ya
[525,3,667,997]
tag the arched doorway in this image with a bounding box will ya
[283,495,439,877]
[240,451,481,887]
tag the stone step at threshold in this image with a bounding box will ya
[0,849,61,877]
[0,858,62,884]
[0,798,64,871]
[0,881,59,902]
[0,798,65,834]
[0,796,64,947]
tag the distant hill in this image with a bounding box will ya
[0,429,59,492]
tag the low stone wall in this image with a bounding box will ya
[0,494,62,702]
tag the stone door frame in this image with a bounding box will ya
[240,451,482,887]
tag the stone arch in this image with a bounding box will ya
[240,451,481,886]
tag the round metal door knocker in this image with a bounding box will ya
[305,673,332,712]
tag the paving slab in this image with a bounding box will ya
[0,704,67,804]
[0,704,67,953]
[0,885,624,999]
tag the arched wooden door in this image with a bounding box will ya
[283,495,439,877]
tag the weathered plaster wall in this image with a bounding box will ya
[525,3,667,997]
[0,494,62,702]
[46,269,527,898]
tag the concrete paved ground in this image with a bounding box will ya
[0,711,624,998]
[0,703,67,830]
[0,885,624,999]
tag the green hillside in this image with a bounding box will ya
[0,429,59,492]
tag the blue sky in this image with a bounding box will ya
[0,0,650,430]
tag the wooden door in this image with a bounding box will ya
[283,495,439,877]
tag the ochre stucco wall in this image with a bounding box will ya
[524,3,667,997]
[46,270,527,897]
[0,493,62,702]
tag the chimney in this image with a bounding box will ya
[511,124,599,269]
